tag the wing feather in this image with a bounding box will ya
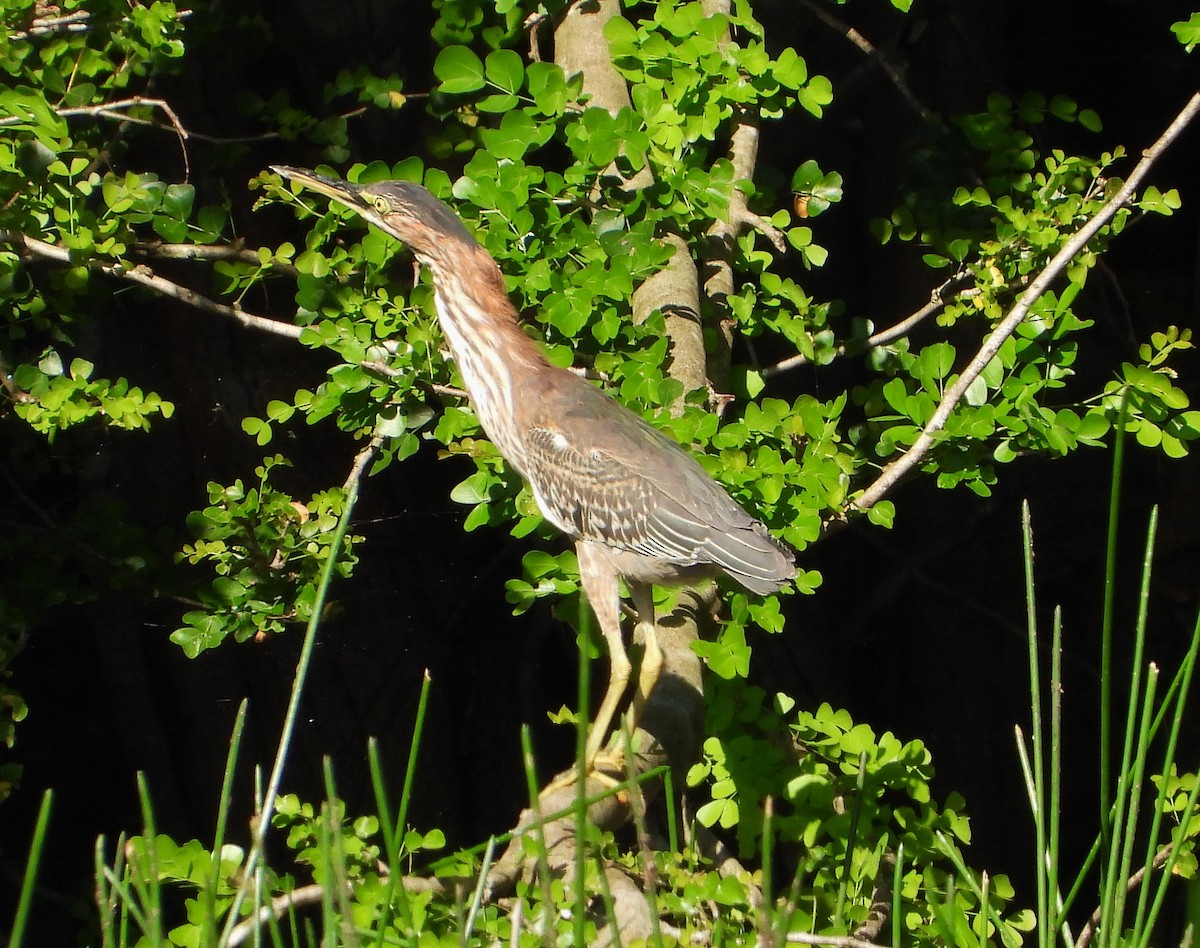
[522,379,794,593]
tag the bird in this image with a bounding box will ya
[272,166,796,772]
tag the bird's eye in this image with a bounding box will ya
[371,196,389,213]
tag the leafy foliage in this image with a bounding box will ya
[2,0,1200,943]
[1171,12,1200,52]
[171,457,361,657]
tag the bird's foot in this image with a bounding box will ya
[541,748,624,795]
[541,719,648,795]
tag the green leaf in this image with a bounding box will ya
[866,501,895,528]
[484,49,524,95]
[796,75,833,117]
[696,797,738,829]
[69,358,94,381]
[1172,13,1200,52]
[526,61,568,114]
[433,46,485,95]
[449,473,488,506]
[162,183,196,220]
[773,47,807,89]
[1077,108,1102,132]
[241,417,272,445]
[39,350,63,377]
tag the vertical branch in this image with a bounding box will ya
[701,109,766,390]
[555,0,704,403]
[698,0,783,391]
[632,236,707,402]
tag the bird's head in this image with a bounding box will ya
[271,165,475,260]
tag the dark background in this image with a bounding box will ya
[2,0,1199,940]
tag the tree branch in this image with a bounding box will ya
[0,94,364,148]
[131,241,300,277]
[487,587,714,917]
[8,11,94,40]
[850,91,1200,515]
[797,0,935,125]
[0,229,303,340]
[226,884,326,947]
[761,271,976,378]
[0,97,194,177]
[698,0,784,391]
[7,9,192,41]
[1074,843,1174,948]
[785,933,887,948]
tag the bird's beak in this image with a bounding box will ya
[271,165,370,217]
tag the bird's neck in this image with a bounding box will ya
[428,246,549,465]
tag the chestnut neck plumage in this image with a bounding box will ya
[413,238,551,472]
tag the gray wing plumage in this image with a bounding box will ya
[523,377,795,594]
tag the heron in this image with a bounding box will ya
[272,166,796,773]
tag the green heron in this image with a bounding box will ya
[272,166,795,770]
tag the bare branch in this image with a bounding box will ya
[852,851,895,942]
[798,0,934,125]
[343,431,386,491]
[762,271,975,378]
[8,9,193,42]
[0,96,192,177]
[131,241,299,277]
[1074,843,1174,948]
[0,229,302,339]
[8,10,93,40]
[226,884,326,947]
[0,94,365,149]
[785,933,887,948]
[850,91,1200,515]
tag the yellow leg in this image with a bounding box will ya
[585,625,631,768]
[568,546,665,783]
[576,542,631,770]
[628,582,663,726]
[590,584,662,778]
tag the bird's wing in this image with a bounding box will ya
[523,378,794,593]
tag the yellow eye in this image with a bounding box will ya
[371,195,389,213]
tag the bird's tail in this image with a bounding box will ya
[707,525,796,595]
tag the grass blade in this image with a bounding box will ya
[207,699,248,941]
[394,669,432,856]
[219,437,376,947]
[1022,501,1049,948]
[1099,394,1130,890]
[8,788,52,947]
[1099,506,1156,947]
[1135,604,1200,948]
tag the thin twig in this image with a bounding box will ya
[797,0,934,124]
[0,229,302,339]
[8,11,94,40]
[762,272,975,378]
[1074,844,1173,948]
[0,94,366,147]
[360,360,468,399]
[850,91,1200,515]
[343,430,387,491]
[226,884,326,947]
[8,9,193,42]
[784,933,886,947]
[131,241,299,277]
[0,97,194,179]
